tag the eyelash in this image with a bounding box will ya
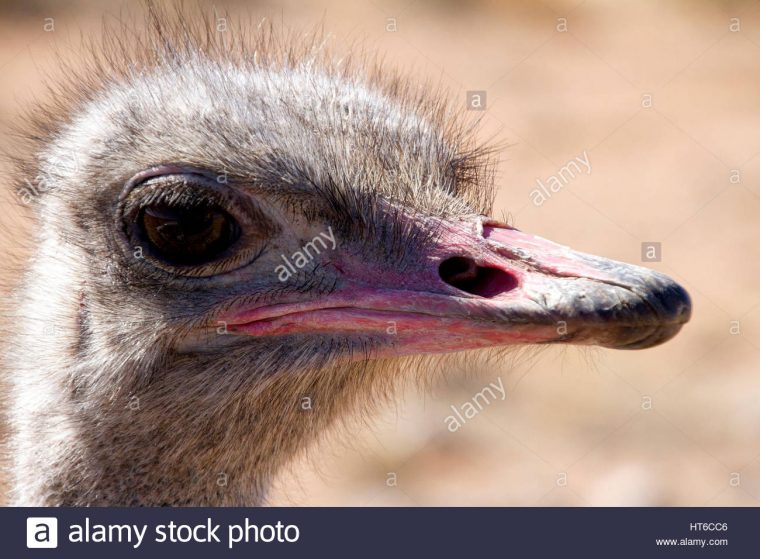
[125,177,235,213]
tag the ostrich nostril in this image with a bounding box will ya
[438,256,518,298]
[439,256,477,283]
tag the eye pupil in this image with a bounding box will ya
[140,204,240,266]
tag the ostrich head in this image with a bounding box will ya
[6,12,690,505]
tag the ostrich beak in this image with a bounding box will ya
[223,219,691,355]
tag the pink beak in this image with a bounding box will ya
[222,218,691,357]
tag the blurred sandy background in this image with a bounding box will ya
[1,0,759,506]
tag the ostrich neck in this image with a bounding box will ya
[7,240,315,506]
[10,354,290,506]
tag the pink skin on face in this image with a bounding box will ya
[219,219,691,355]
[222,290,559,357]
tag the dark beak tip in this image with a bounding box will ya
[670,283,693,323]
[606,275,692,350]
[650,272,693,324]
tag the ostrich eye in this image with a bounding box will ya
[139,203,241,266]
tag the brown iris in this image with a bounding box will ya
[139,203,240,266]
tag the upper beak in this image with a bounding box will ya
[223,217,691,355]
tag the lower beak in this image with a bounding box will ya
[224,218,691,355]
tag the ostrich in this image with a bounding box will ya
[3,11,691,506]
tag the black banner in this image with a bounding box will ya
[9,507,758,558]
